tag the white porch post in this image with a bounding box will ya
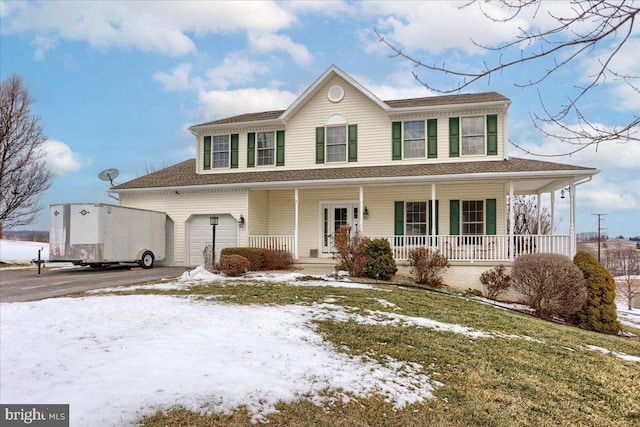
[359,186,364,235]
[550,190,555,253]
[536,192,542,235]
[570,182,576,258]
[431,183,436,250]
[509,181,515,262]
[294,188,299,260]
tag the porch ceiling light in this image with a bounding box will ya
[560,188,570,199]
[210,216,219,226]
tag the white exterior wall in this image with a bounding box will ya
[120,189,248,266]
[194,75,509,175]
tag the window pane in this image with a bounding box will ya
[406,202,426,236]
[326,126,346,162]
[257,132,275,166]
[461,116,484,156]
[403,121,425,158]
[462,117,484,136]
[212,135,229,168]
[462,200,483,235]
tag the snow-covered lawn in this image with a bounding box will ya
[0,239,48,264]
[2,240,639,426]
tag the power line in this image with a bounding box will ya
[591,213,607,263]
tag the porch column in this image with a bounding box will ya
[550,191,555,253]
[570,182,576,258]
[536,192,542,235]
[431,183,436,250]
[509,181,515,262]
[294,188,299,260]
[359,186,364,235]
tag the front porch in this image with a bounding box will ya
[249,233,571,262]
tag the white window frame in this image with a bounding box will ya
[326,125,347,163]
[212,135,230,169]
[462,200,484,235]
[405,201,427,236]
[403,120,425,159]
[461,116,485,156]
[257,131,275,166]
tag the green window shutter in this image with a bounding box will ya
[230,134,239,168]
[450,199,460,235]
[276,130,285,166]
[203,136,211,170]
[394,201,404,236]
[427,119,437,159]
[486,198,497,235]
[247,133,255,168]
[348,124,357,162]
[449,117,460,158]
[487,115,498,155]
[392,122,402,160]
[315,127,325,164]
[428,200,439,235]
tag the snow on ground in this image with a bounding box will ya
[1,295,441,426]
[0,239,48,264]
[2,240,640,426]
[583,345,640,363]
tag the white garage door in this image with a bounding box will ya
[188,214,238,266]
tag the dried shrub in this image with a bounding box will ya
[511,253,586,319]
[480,264,511,300]
[219,254,250,277]
[221,247,266,271]
[573,251,621,334]
[364,238,397,280]
[407,247,450,288]
[263,249,294,270]
[331,226,370,277]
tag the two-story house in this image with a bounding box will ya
[112,65,598,286]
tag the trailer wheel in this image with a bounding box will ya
[140,251,155,269]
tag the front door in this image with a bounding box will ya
[321,203,359,254]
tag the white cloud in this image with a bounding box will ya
[205,55,271,90]
[154,63,204,92]
[248,32,313,66]
[40,139,92,176]
[198,87,298,119]
[2,1,296,57]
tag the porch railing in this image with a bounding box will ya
[248,234,570,262]
[369,234,571,261]
[248,235,295,253]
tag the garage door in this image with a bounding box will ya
[188,214,238,266]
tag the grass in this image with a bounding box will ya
[92,277,640,426]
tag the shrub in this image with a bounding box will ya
[221,247,266,271]
[479,264,511,300]
[331,226,370,277]
[219,254,250,277]
[263,249,294,270]
[573,251,621,334]
[407,247,450,288]
[511,253,586,319]
[364,238,397,280]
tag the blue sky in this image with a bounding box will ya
[1,0,638,237]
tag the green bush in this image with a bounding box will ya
[479,264,511,300]
[364,238,397,280]
[221,247,266,271]
[511,253,586,319]
[573,251,621,334]
[220,254,250,277]
[407,247,450,288]
[263,249,294,270]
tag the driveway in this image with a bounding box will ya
[0,265,189,303]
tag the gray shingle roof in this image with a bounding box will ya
[190,92,510,127]
[112,158,597,191]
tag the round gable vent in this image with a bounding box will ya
[328,85,345,103]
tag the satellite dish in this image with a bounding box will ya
[98,168,120,187]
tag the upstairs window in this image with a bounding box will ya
[212,135,230,168]
[257,132,275,166]
[326,126,347,162]
[403,121,425,158]
[461,117,485,156]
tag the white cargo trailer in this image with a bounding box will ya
[49,203,166,268]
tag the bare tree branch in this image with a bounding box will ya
[0,74,53,230]
[375,0,640,156]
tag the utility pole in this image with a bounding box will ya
[591,213,607,263]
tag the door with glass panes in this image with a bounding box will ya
[321,203,359,254]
